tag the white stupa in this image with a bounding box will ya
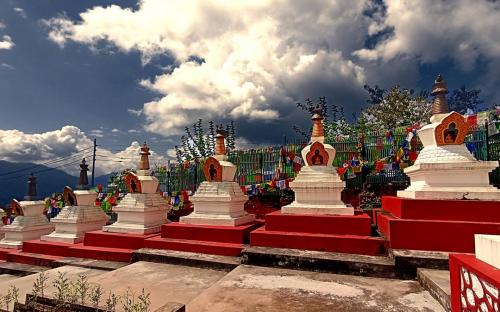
[281,106,353,215]
[42,159,108,243]
[398,75,500,200]
[180,125,255,226]
[0,174,54,249]
[103,142,170,234]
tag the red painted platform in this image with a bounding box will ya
[161,222,261,244]
[144,236,243,257]
[142,221,262,256]
[382,196,500,222]
[83,231,159,249]
[67,244,133,262]
[250,227,387,256]
[249,212,386,256]
[264,211,372,236]
[22,240,72,257]
[377,196,500,253]
[377,213,500,253]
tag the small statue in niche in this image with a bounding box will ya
[209,164,217,181]
[311,149,324,165]
[444,122,458,144]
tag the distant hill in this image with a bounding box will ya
[0,160,110,206]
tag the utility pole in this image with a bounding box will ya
[91,138,97,187]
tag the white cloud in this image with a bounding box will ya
[44,0,370,137]
[111,128,120,133]
[14,7,27,19]
[0,22,6,29]
[0,35,14,50]
[89,129,104,138]
[0,126,170,176]
[127,108,143,116]
[44,0,500,139]
[1,63,14,70]
[127,129,140,133]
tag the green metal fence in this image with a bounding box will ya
[162,127,494,194]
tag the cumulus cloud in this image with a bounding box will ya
[0,35,14,50]
[0,126,170,176]
[44,0,371,138]
[111,128,120,133]
[0,22,5,29]
[44,0,500,141]
[89,129,104,138]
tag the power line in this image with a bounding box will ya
[0,147,93,177]
[0,158,86,181]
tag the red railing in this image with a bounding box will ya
[450,253,500,312]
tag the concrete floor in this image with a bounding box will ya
[87,261,228,311]
[187,265,445,312]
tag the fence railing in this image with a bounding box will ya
[160,127,498,194]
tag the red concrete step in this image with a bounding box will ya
[143,236,243,257]
[0,248,13,261]
[22,240,72,257]
[67,244,133,263]
[161,222,262,244]
[377,213,500,253]
[250,227,387,256]
[264,211,372,236]
[83,231,159,249]
[6,251,62,267]
[382,196,500,222]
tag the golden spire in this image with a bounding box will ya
[431,74,449,115]
[215,125,227,156]
[138,142,150,170]
[311,105,324,140]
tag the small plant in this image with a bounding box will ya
[121,287,134,312]
[29,271,49,309]
[135,288,151,312]
[52,271,70,310]
[105,290,119,312]
[3,285,20,310]
[89,284,104,310]
[75,274,90,305]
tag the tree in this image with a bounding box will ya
[174,120,236,164]
[448,86,483,114]
[360,85,431,131]
[363,84,386,105]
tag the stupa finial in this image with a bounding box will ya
[24,173,38,200]
[215,124,227,156]
[311,104,324,141]
[77,158,89,190]
[431,74,449,116]
[139,142,150,171]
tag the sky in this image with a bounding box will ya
[0,0,499,176]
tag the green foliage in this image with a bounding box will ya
[29,271,49,308]
[105,290,119,312]
[89,284,104,309]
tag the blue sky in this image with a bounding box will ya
[0,0,499,174]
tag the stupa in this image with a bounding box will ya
[41,158,108,243]
[143,126,258,256]
[103,142,169,234]
[180,125,255,225]
[398,74,500,200]
[0,174,54,249]
[250,107,386,256]
[376,75,500,253]
[282,105,353,215]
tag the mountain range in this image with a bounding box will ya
[0,160,110,207]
